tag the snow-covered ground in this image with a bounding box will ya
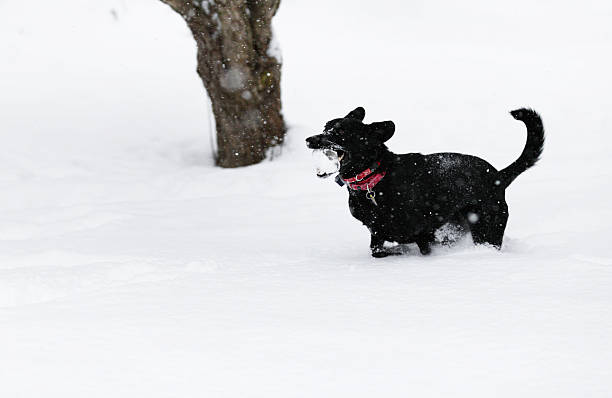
[1,0,612,396]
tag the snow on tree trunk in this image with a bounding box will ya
[160,0,286,168]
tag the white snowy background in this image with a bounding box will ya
[1,0,612,396]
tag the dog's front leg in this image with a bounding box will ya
[415,233,434,255]
[370,233,388,258]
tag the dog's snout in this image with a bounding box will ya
[306,135,321,149]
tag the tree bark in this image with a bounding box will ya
[160,0,285,168]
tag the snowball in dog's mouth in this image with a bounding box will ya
[312,149,344,178]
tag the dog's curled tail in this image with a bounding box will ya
[497,108,545,188]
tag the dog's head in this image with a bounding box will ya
[306,107,395,177]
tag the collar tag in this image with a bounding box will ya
[366,188,378,206]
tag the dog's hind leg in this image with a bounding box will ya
[467,201,509,249]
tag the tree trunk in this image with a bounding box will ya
[160,0,286,168]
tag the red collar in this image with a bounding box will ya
[342,161,387,191]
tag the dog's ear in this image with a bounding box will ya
[370,121,395,142]
[344,107,365,121]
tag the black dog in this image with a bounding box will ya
[306,107,544,257]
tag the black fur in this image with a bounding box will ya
[306,107,545,258]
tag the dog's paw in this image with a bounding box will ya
[418,246,432,255]
[371,250,389,258]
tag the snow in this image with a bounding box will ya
[312,149,340,177]
[1,0,612,396]
[267,27,283,63]
[220,67,248,92]
[467,212,480,224]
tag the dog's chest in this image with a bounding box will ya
[348,189,409,232]
[347,171,438,239]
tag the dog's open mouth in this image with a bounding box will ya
[337,150,345,162]
[313,148,344,178]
